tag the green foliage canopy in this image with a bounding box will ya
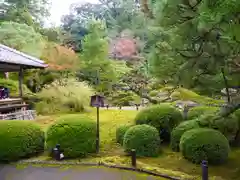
[0,21,45,58]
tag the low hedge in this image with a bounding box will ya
[116,124,133,145]
[135,104,183,142]
[123,125,160,157]
[170,120,199,152]
[0,120,45,162]
[46,115,96,158]
[180,128,230,164]
[187,106,219,120]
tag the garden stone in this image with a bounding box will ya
[141,98,149,104]
[175,100,199,110]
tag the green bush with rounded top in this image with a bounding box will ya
[116,124,133,145]
[0,120,44,162]
[170,120,199,152]
[196,113,238,143]
[180,128,230,164]
[123,125,160,157]
[135,104,183,142]
[46,115,96,158]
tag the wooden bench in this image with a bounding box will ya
[0,103,29,113]
[0,98,29,114]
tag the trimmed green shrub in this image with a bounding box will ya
[46,115,96,158]
[180,128,230,164]
[135,104,183,142]
[116,124,133,145]
[123,125,160,157]
[0,120,44,162]
[187,106,219,120]
[197,114,239,143]
[170,120,199,152]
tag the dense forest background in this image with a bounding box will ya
[0,0,239,114]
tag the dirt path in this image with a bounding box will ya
[0,165,163,180]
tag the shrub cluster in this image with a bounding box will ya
[46,115,96,158]
[123,125,160,157]
[36,78,93,114]
[180,128,230,164]
[196,113,239,143]
[170,120,199,152]
[0,120,45,162]
[135,104,183,142]
[116,124,133,145]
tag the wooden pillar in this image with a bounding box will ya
[18,67,23,97]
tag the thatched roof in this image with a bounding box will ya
[0,43,47,71]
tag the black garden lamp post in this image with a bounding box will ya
[90,94,105,153]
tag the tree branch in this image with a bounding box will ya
[220,103,240,117]
[221,68,231,103]
[177,47,203,58]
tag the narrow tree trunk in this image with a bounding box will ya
[221,68,231,103]
[220,103,240,117]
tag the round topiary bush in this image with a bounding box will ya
[170,120,199,152]
[123,125,160,157]
[135,104,183,142]
[46,115,96,158]
[0,120,44,162]
[180,128,230,164]
[187,106,219,120]
[116,124,133,145]
[196,113,239,143]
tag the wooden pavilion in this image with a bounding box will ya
[0,43,47,119]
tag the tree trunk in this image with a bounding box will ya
[219,103,240,117]
[221,68,231,103]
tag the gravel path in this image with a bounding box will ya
[0,165,162,180]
